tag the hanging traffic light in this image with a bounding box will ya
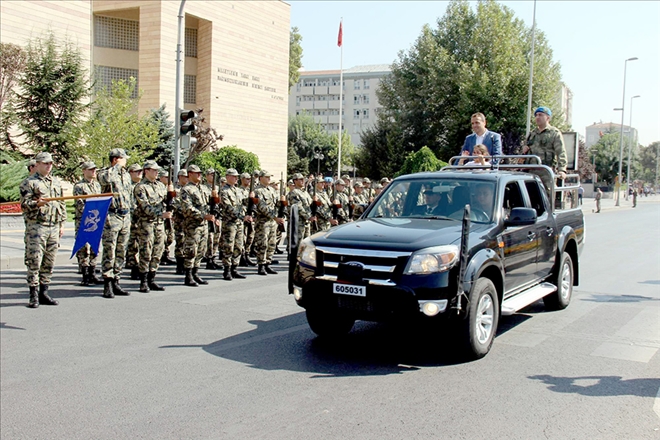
[180,110,198,135]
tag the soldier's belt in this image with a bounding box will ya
[109,208,130,215]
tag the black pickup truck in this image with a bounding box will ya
[291,163,585,359]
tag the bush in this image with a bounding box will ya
[192,146,260,175]
[0,158,28,202]
[396,146,447,177]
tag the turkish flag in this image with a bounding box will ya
[338,21,343,47]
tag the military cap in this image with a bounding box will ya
[34,152,53,163]
[259,170,273,177]
[220,176,227,183]
[287,179,294,185]
[109,148,129,158]
[534,106,552,116]
[158,170,168,178]
[81,161,97,170]
[225,168,239,176]
[335,179,346,186]
[177,169,188,177]
[315,177,325,183]
[362,177,371,183]
[240,172,250,179]
[143,160,161,170]
[27,159,37,169]
[380,177,390,184]
[353,181,363,188]
[253,170,260,176]
[187,164,202,173]
[341,174,350,180]
[128,163,143,172]
[291,172,304,180]
[205,168,216,175]
[373,183,383,189]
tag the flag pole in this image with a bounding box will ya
[337,18,343,180]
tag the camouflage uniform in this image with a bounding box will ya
[336,191,351,224]
[220,176,247,271]
[98,162,133,279]
[133,174,167,275]
[172,183,186,259]
[287,185,313,245]
[526,118,567,200]
[253,177,280,269]
[73,175,101,268]
[180,180,210,270]
[125,163,143,273]
[240,183,256,258]
[203,174,221,262]
[20,171,66,288]
[311,183,332,233]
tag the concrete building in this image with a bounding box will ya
[556,82,573,128]
[0,0,290,175]
[585,122,638,149]
[289,64,391,146]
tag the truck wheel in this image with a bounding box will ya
[544,252,573,311]
[306,309,355,339]
[459,278,499,360]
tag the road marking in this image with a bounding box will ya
[655,386,660,419]
[590,342,658,363]
[615,308,660,345]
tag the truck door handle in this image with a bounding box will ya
[527,231,536,241]
[546,227,554,236]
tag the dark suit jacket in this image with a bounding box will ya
[461,130,503,157]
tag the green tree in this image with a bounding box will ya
[576,138,595,183]
[147,104,175,167]
[13,32,88,166]
[289,27,304,91]
[397,146,447,177]
[0,43,27,150]
[590,133,633,185]
[79,78,159,180]
[376,0,563,163]
[192,146,260,175]
[637,141,659,184]
[354,119,405,179]
[0,154,28,202]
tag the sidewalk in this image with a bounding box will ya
[579,193,659,216]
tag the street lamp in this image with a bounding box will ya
[313,150,325,176]
[615,56,638,206]
[625,95,640,199]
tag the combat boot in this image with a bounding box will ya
[239,254,249,267]
[139,272,150,293]
[257,264,267,276]
[103,278,115,298]
[38,284,59,306]
[175,257,185,275]
[206,257,220,270]
[112,278,130,296]
[231,265,246,279]
[147,272,165,291]
[223,266,233,281]
[274,246,284,255]
[265,264,278,275]
[28,286,39,308]
[191,267,208,285]
[160,251,175,265]
[80,266,90,286]
[184,269,198,287]
[89,266,104,285]
[130,266,140,281]
[244,254,256,267]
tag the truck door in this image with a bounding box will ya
[524,180,557,280]
[500,181,538,294]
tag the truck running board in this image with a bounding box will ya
[501,282,557,316]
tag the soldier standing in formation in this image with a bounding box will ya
[173,169,188,274]
[288,173,315,246]
[351,181,368,220]
[19,152,66,308]
[311,177,332,233]
[180,165,214,287]
[133,161,173,292]
[159,169,176,266]
[204,168,222,270]
[73,161,103,286]
[253,170,283,275]
[239,172,256,267]
[220,168,252,280]
[97,148,133,298]
[126,163,143,280]
[333,179,351,224]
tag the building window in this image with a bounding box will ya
[364,79,370,89]
[332,78,340,86]
[362,109,369,119]
[354,80,360,90]
[363,94,370,104]
[185,28,198,58]
[353,109,360,119]
[304,80,315,87]
[184,75,197,104]
[94,15,139,51]
[354,96,360,104]
[95,66,139,98]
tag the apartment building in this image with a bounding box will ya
[585,122,638,149]
[289,64,391,146]
[0,0,290,175]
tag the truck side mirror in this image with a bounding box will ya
[504,207,537,227]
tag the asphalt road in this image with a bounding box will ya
[1,202,659,439]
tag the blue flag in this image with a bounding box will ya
[70,196,112,259]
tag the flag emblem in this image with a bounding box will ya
[83,209,101,232]
[70,196,112,259]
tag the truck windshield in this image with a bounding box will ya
[366,178,496,223]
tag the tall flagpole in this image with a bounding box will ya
[337,18,343,180]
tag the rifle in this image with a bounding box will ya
[311,179,320,217]
[331,183,339,220]
[277,172,287,232]
[246,172,258,216]
[347,182,354,219]
[208,171,220,233]
[165,162,175,229]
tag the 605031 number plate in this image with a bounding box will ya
[333,283,366,297]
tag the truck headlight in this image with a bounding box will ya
[298,237,316,267]
[405,245,459,274]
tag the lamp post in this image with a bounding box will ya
[615,57,638,206]
[525,0,537,138]
[625,94,640,199]
[313,150,324,176]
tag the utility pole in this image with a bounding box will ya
[173,0,187,177]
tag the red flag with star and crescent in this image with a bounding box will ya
[338,21,343,47]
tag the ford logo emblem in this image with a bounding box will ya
[345,261,364,269]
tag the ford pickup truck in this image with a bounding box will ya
[291,159,585,359]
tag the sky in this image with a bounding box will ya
[290,1,660,146]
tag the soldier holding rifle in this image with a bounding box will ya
[253,170,284,276]
[125,163,143,280]
[239,172,257,267]
[173,169,188,274]
[204,168,222,270]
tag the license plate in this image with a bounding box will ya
[333,283,366,297]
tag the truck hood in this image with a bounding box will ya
[311,218,491,252]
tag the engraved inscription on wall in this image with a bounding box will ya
[217,67,283,101]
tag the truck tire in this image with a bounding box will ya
[306,308,355,339]
[543,251,573,311]
[459,278,499,360]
